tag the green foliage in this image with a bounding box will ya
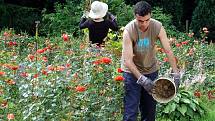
[40,0,84,36]
[161,0,184,31]
[152,7,179,37]
[157,90,206,121]
[0,4,41,35]
[191,0,215,41]
[104,0,134,27]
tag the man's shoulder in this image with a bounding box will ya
[150,18,162,26]
[125,19,136,31]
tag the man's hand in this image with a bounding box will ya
[136,75,154,93]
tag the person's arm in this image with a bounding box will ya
[79,17,89,29]
[107,13,118,31]
[122,30,141,79]
[158,26,179,74]
[123,30,154,92]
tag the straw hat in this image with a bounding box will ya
[89,1,108,19]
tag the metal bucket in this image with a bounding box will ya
[152,77,176,103]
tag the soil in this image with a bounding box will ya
[154,79,175,99]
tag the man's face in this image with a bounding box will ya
[135,13,151,31]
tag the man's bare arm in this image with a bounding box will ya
[122,30,142,79]
[158,26,179,73]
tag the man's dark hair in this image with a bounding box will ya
[134,1,151,16]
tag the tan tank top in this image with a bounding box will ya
[121,18,162,74]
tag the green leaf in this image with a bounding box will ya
[169,103,177,113]
[189,102,196,111]
[181,98,191,104]
[177,104,187,116]
[186,107,194,118]
[192,99,199,105]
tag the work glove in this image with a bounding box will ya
[171,72,181,91]
[136,75,154,93]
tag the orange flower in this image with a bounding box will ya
[75,85,86,92]
[55,66,65,71]
[28,54,35,61]
[6,79,15,85]
[114,75,124,81]
[7,113,15,120]
[1,100,8,108]
[101,57,111,64]
[10,65,19,71]
[93,60,101,65]
[0,71,5,76]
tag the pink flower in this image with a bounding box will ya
[7,113,15,120]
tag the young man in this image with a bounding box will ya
[121,1,180,121]
[79,1,118,46]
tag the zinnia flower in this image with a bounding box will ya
[75,85,86,92]
[0,71,5,76]
[117,68,123,73]
[7,113,15,120]
[114,75,124,81]
[101,57,111,64]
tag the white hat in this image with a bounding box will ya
[89,1,108,19]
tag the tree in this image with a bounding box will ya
[191,0,215,42]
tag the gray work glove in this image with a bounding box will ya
[171,73,181,91]
[136,75,154,93]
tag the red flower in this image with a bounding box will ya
[175,43,181,47]
[42,56,48,62]
[37,49,45,54]
[42,70,48,75]
[101,57,112,64]
[0,71,5,76]
[3,32,8,36]
[207,90,215,100]
[194,90,201,98]
[47,65,55,71]
[75,85,86,92]
[62,34,69,41]
[117,68,123,73]
[181,41,189,45]
[114,75,124,81]
[7,113,15,120]
[28,54,35,61]
[33,73,39,78]
[10,66,19,71]
[163,57,168,62]
[20,72,28,78]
